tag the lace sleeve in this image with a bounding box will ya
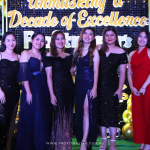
[17,62,32,81]
[43,56,53,68]
[120,53,128,64]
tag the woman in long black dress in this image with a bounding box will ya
[44,30,75,150]
[97,26,127,150]
[0,31,20,150]
[72,27,100,150]
[15,33,51,150]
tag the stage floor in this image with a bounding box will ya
[72,137,140,150]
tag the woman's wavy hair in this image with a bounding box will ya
[50,30,65,56]
[0,31,17,52]
[72,27,96,66]
[29,32,46,59]
[133,29,150,48]
[100,26,120,53]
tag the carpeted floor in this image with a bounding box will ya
[72,137,140,150]
[10,134,140,150]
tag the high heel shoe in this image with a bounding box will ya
[138,143,145,150]
[99,138,108,150]
[109,140,117,150]
[80,141,87,150]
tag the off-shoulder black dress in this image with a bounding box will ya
[98,51,128,127]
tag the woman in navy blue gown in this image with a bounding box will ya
[0,32,20,150]
[72,27,100,150]
[15,33,51,150]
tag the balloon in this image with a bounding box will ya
[127,115,132,123]
[72,76,75,83]
[122,110,132,123]
[127,102,132,112]
[127,97,131,106]
[122,123,134,139]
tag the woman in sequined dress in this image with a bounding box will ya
[72,27,100,150]
[15,33,51,150]
[0,32,20,150]
[97,26,127,150]
[44,30,75,150]
[128,30,150,150]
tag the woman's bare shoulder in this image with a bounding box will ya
[96,44,102,51]
[46,52,52,56]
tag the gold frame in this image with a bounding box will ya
[148,0,150,32]
[2,0,8,35]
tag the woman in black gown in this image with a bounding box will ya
[15,33,51,150]
[72,27,100,150]
[0,31,20,150]
[97,26,127,150]
[44,30,75,150]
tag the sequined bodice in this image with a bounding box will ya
[0,59,19,93]
[98,51,127,89]
[74,53,93,85]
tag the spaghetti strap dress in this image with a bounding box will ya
[44,55,75,150]
[0,54,20,149]
[131,46,150,145]
[74,53,98,144]
[98,51,128,127]
[15,57,52,150]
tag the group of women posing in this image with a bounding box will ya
[0,26,150,150]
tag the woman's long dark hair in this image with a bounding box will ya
[133,29,150,48]
[29,32,46,59]
[100,26,120,53]
[0,31,17,52]
[72,27,96,66]
[50,30,65,57]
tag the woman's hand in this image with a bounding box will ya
[0,89,6,103]
[114,89,122,101]
[90,88,97,99]
[139,87,146,95]
[51,94,57,106]
[131,87,140,96]
[70,66,77,76]
[26,92,32,105]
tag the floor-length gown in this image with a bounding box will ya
[130,46,150,144]
[44,55,75,150]
[74,53,98,144]
[15,57,52,150]
[0,55,20,149]
[98,51,127,127]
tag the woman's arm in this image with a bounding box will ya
[90,49,100,99]
[70,48,77,76]
[45,66,57,106]
[114,63,127,100]
[139,74,150,95]
[0,87,5,103]
[127,51,140,96]
[0,52,5,103]
[139,48,150,94]
[20,51,32,105]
